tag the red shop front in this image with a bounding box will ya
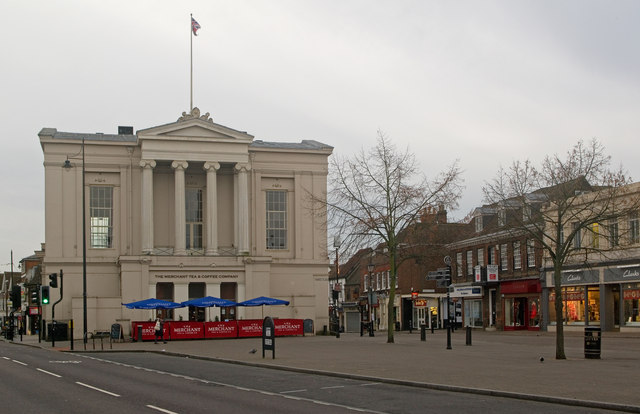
[501,279,541,331]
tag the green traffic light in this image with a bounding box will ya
[42,297,49,304]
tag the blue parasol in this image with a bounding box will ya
[122,298,185,309]
[237,296,290,307]
[181,296,237,307]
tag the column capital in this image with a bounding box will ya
[171,160,189,171]
[234,163,251,173]
[203,161,221,172]
[139,159,156,169]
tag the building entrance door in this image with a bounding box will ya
[504,297,527,330]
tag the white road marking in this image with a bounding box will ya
[321,385,345,390]
[37,368,62,378]
[146,405,179,414]
[280,389,307,394]
[76,381,120,397]
[79,354,385,413]
[11,359,27,366]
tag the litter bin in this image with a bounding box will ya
[584,326,601,359]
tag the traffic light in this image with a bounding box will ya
[10,285,21,310]
[31,289,39,305]
[49,273,58,288]
[41,286,50,305]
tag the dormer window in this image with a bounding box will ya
[498,209,506,227]
[523,204,532,222]
[475,216,483,232]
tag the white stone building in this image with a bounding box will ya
[39,109,332,337]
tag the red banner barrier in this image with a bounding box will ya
[132,319,304,340]
[131,321,168,341]
[204,321,238,338]
[274,319,304,336]
[169,321,204,340]
[237,320,263,337]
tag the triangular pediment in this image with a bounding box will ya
[138,108,254,144]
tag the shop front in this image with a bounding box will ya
[500,279,541,331]
[449,285,482,329]
[411,296,441,330]
[604,264,640,332]
[546,269,600,331]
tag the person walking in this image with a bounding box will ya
[154,318,166,344]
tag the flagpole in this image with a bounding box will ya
[190,13,193,111]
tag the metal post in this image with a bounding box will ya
[335,241,340,339]
[82,138,87,346]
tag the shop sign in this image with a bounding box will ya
[560,270,599,285]
[450,286,482,297]
[501,279,541,294]
[604,266,640,283]
[414,299,427,307]
[487,265,499,282]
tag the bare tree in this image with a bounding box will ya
[483,139,636,359]
[325,131,463,343]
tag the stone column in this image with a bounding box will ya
[207,283,221,321]
[235,163,251,255]
[203,162,220,255]
[172,161,189,255]
[236,283,246,320]
[140,160,156,254]
[174,283,189,321]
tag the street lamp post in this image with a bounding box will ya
[63,137,87,346]
[367,263,374,337]
[333,236,341,339]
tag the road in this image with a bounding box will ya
[0,341,617,413]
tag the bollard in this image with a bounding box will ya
[70,320,74,351]
[420,324,426,341]
[369,321,374,337]
[466,326,472,346]
[446,326,452,350]
[137,325,143,342]
[431,323,434,334]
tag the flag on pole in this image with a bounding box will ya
[191,17,201,36]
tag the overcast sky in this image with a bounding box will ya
[1,0,639,271]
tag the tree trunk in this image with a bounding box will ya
[387,253,396,343]
[553,262,566,359]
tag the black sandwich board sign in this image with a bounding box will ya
[262,316,275,359]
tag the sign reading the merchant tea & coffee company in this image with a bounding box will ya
[151,273,241,281]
